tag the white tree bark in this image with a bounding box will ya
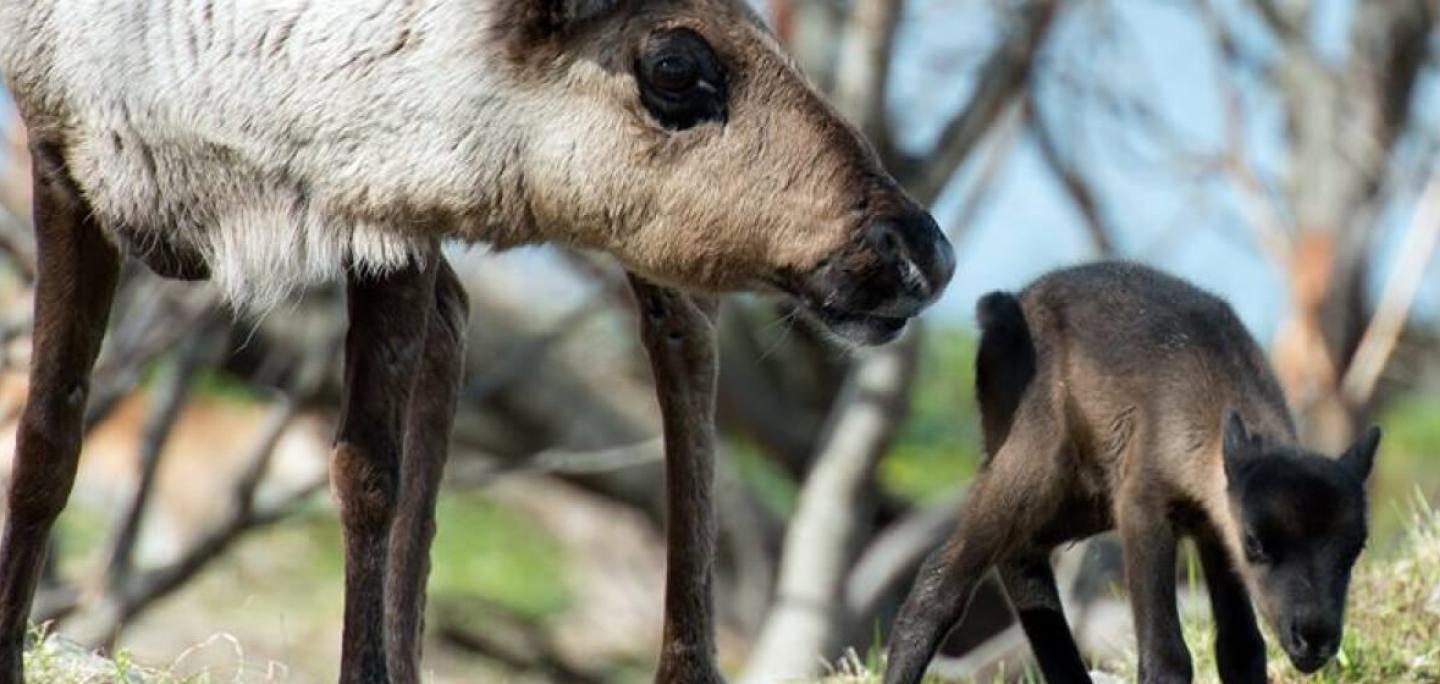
[739,332,919,684]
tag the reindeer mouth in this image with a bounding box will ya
[762,276,914,346]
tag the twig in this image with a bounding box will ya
[946,102,1024,244]
[435,603,605,684]
[832,0,904,155]
[1193,0,1294,270]
[105,316,228,589]
[1026,92,1116,256]
[1341,169,1440,405]
[443,438,666,488]
[844,490,965,620]
[72,330,339,644]
[740,328,921,684]
[906,0,1060,205]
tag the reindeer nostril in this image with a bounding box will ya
[1290,624,1310,652]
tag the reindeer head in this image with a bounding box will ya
[1222,414,1380,674]
[494,0,954,345]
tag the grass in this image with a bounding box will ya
[816,496,1440,683]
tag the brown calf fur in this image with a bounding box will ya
[885,262,1379,684]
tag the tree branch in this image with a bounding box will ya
[1341,168,1440,406]
[1026,92,1116,257]
[905,0,1060,204]
[739,329,921,684]
[104,316,228,589]
[833,0,905,158]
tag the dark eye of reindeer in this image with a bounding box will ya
[637,29,727,131]
[1244,531,1270,564]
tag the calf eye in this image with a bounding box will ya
[1244,531,1270,564]
[637,29,727,130]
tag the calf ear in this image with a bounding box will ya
[1222,411,1253,481]
[1340,425,1382,482]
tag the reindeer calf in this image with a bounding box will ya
[0,0,955,681]
[885,262,1379,684]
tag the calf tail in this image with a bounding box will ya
[975,291,1036,459]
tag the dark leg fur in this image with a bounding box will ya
[1119,496,1192,684]
[628,275,724,684]
[385,259,468,684]
[1196,536,1266,684]
[334,256,438,683]
[884,416,1067,684]
[0,143,121,682]
[999,548,1091,683]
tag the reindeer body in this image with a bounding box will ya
[886,262,1378,684]
[0,1,956,682]
[4,0,545,308]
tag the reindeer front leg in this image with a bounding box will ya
[333,254,438,684]
[628,275,724,684]
[1119,494,1193,684]
[0,142,121,681]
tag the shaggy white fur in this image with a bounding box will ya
[3,0,527,309]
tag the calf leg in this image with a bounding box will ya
[385,259,468,684]
[628,275,724,684]
[1118,495,1191,684]
[0,143,121,679]
[999,547,1091,683]
[1196,536,1266,684]
[334,255,437,684]
[884,419,1067,684]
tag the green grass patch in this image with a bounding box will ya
[426,492,570,621]
[878,329,983,504]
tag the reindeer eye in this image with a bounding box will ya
[637,29,727,131]
[650,55,699,92]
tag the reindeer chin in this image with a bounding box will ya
[804,304,910,347]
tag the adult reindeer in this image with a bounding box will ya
[0,0,954,682]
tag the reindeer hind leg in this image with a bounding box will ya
[884,400,1070,684]
[333,253,437,683]
[999,546,1092,683]
[385,258,468,684]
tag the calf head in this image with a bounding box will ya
[1222,414,1381,673]
[495,0,954,345]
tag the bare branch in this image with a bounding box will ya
[768,0,797,47]
[104,316,227,588]
[1026,92,1116,257]
[1246,0,1309,42]
[906,0,1059,204]
[1341,169,1440,406]
[436,602,605,684]
[444,438,665,488]
[1194,0,1295,269]
[740,329,920,684]
[844,491,964,619]
[946,102,1024,244]
[833,0,904,156]
[64,331,339,645]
